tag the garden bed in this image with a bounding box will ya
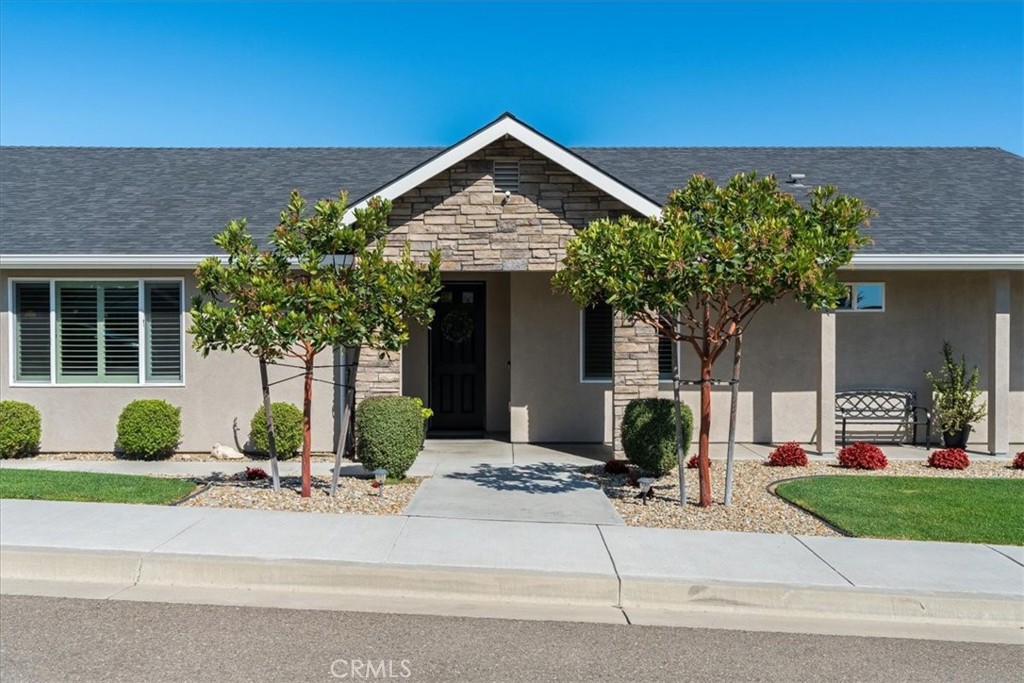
[180,475,422,515]
[17,451,340,463]
[583,459,1022,538]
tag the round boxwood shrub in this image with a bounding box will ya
[838,442,887,470]
[0,400,42,459]
[249,402,303,459]
[620,398,693,476]
[356,396,423,479]
[116,399,181,460]
[928,448,970,470]
[768,441,808,467]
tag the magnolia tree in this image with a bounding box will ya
[191,190,440,497]
[553,172,872,507]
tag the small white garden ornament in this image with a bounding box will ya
[211,443,244,460]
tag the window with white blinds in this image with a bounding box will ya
[11,280,183,385]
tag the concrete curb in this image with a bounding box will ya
[3,545,1021,628]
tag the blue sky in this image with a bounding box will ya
[1,2,1021,152]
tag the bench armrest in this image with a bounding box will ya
[910,406,931,423]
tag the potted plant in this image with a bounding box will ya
[925,341,986,448]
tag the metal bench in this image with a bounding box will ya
[835,389,932,448]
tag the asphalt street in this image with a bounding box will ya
[0,595,1020,682]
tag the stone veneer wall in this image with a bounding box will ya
[355,348,401,402]
[381,138,631,271]
[613,314,661,455]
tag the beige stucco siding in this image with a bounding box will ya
[509,272,612,443]
[659,271,1023,446]
[1,270,338,453]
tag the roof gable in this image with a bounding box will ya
[343,113,662,223]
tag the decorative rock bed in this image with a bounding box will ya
[179,475,421,515]
[20,451,339,463]
[583,459,1022,535]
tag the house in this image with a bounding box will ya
[1,113,1021,456]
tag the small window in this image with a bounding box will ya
[493,160,519,193]
[581,303,613,381]
[836,283,885,312]
[658,336,673,380]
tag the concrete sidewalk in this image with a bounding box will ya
[1,499,1021,643]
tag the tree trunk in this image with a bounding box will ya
[673,316,686,508]
[301,356,314,498]
[698,355,713,507]
[258,358,281,492]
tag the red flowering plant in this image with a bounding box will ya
[686,454,712,469]
[244,466,269,481]
[838,442,887,470]
[928,448,970,470]
[1012,452,1024,470]
[768,441,808,467]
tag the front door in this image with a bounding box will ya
[429,282,486,433]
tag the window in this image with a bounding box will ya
[658,336,673,381]
[11,279,183,385]
[581,303,613,381]
[493,160,519,193]
[836,283,885,312]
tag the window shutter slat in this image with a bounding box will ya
[14,283,51,381]
[658,336,673,380]
[103,285,139,378]
[583,303,613,380]
[145,283,182,382]
[58,285,99,378]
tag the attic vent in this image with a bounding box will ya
[493,160,520,193]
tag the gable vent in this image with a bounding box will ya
[493,160,520,193]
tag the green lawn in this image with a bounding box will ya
[775,476,1023,545]
[0,469,197,505]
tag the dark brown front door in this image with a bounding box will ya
[429,282,486,433]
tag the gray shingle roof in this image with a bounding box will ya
[1,144,1021,256]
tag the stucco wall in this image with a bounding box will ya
[1,270,338,453]
[402,272,511,434]
[509,272,612,443]
[659,271,1023,446]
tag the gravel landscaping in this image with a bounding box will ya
[180,475,421,515]
[21,451,339,463]
[583,459,1022,536]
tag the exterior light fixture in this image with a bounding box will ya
[373,468,388,496]
[637,477,655,505]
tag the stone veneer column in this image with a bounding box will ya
[355,347,402,402]
[988,273,1011,456]
[612,314,660,457]
[816,311,837,456]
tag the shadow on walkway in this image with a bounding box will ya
[442,462,598,495]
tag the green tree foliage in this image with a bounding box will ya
[190,190,440,496]
[553,172,872,506]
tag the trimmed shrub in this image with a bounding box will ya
[0,400,42,458]
[686,453,712,469]
[116,400,181,460]
[768,441,808,467]
[1011,452,1024,470]
[604,459,630,475]
[620,398,693,476]
[928,448,970,470]
[249,403,303,459]
[838,442,888,470]
[356,396,423,479]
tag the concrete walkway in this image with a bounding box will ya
[1,499,1021,642]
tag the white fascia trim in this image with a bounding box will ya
[0,254,218,269]
[848,254,1024,270]
[342,115,662,224]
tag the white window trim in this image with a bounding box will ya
[579,308,613,384]
[836,282,886,313]
[7,277,186,388]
